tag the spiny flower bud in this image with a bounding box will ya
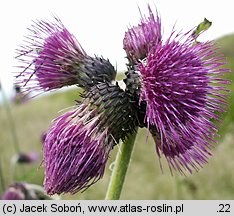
[15,16,116,93]
[43,82,138,195]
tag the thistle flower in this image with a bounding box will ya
[123,6,161,64]
[15,17,116,93]
[43,82,137,195]
[124,8,230,174]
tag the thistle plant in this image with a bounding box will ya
[15,5,229,199]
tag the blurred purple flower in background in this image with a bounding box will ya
[1,182,49,200]
[1,183,26,200]
[14,152,39,164]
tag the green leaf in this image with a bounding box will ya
[192,18,212,40]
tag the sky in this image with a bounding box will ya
[0,0,233,95]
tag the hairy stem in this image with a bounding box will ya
[105,131,137,200]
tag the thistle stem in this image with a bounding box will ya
[105,130,137,200]
[0,159,5,192]
[1,84,25,180]
[1,85,20,153]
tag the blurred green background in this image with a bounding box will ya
[0,34,233,200]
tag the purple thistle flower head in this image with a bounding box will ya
[123,6,161,64]
[125,7,230,174]
[16,16,116,93]
[43,83,137,195]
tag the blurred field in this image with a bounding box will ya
[0,34,234,199]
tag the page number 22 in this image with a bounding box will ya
[217,204,230,213]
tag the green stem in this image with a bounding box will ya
[0,159,5,191]
[105,130,137,200]
[1,84,25,181]
[1,86,20,153]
